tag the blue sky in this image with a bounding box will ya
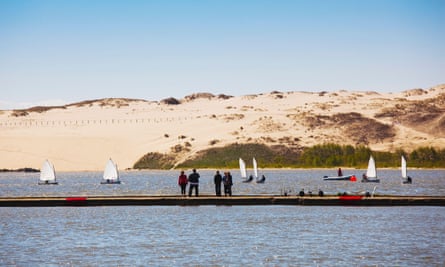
[1,0,444,109]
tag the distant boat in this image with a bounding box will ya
[361,156,380,183]
[323,167,355,181]
[401,155,413,184]
[253,158,266,183]
[101,158,121,184]
[38,160,58,185]
[240,158,252,183]
[343,186,377,198]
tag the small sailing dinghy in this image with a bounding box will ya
[101,158,121,184]
[240,158,252,182]
[323,168,355,181]
[253,157,266,183]
[401,155,413,184]
[361,155,380,183]
[38,159,58,185]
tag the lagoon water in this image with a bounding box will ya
[1,169,444,197]
[1,206,444,266]
[1,170,444,266]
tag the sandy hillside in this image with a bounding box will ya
[1,85,444,171]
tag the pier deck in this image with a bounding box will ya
[1,195,444,207]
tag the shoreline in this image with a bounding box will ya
[0,168,39,173]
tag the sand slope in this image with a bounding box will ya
[1,85,444,171]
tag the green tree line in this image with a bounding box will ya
[133,143,445,169]
[296,144,445,168]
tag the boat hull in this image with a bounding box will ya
[100,180,121,184]
[38,181,58,185]
[361,179,380,183]
[323,175,352,181]
[242,176,253,183]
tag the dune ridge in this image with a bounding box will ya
[1,85,444,171]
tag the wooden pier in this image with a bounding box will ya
[0,195,444,207]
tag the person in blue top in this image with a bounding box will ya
[188,169,200,197]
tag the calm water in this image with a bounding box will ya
[0,169,444,197]
[0,206,444,266]
[1,170,444,266]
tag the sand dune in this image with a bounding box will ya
[1,85,444,171]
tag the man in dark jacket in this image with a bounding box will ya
[188,169,200,197]
[223,172,233,196]
[214,170,222,196]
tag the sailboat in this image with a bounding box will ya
[361,155,380,183]
[101,158,121,184]
[38,159,58,185]
[240,158,252,182]
[401,155,413,184]
[253,157,266,183]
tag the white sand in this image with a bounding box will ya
[1,85,444,171]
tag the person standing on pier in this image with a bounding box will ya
[214,170,222,196]
[188,169,200,197]
[178,171,188,196]
[223,172,233,196]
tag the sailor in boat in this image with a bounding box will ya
[361,173,368,182]
[406,176,413,184]
[256,175,266,183]
[338,168,343,176]
[318,189,324,197]
[243,174,253,183]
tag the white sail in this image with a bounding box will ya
[40,159,56,182]
[401,155,407,179]
[366,156,377,178]
[103,158,119,181]
[253,157,258,179]
[239,158,247,178]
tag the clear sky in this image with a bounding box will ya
[1,0,444,109]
